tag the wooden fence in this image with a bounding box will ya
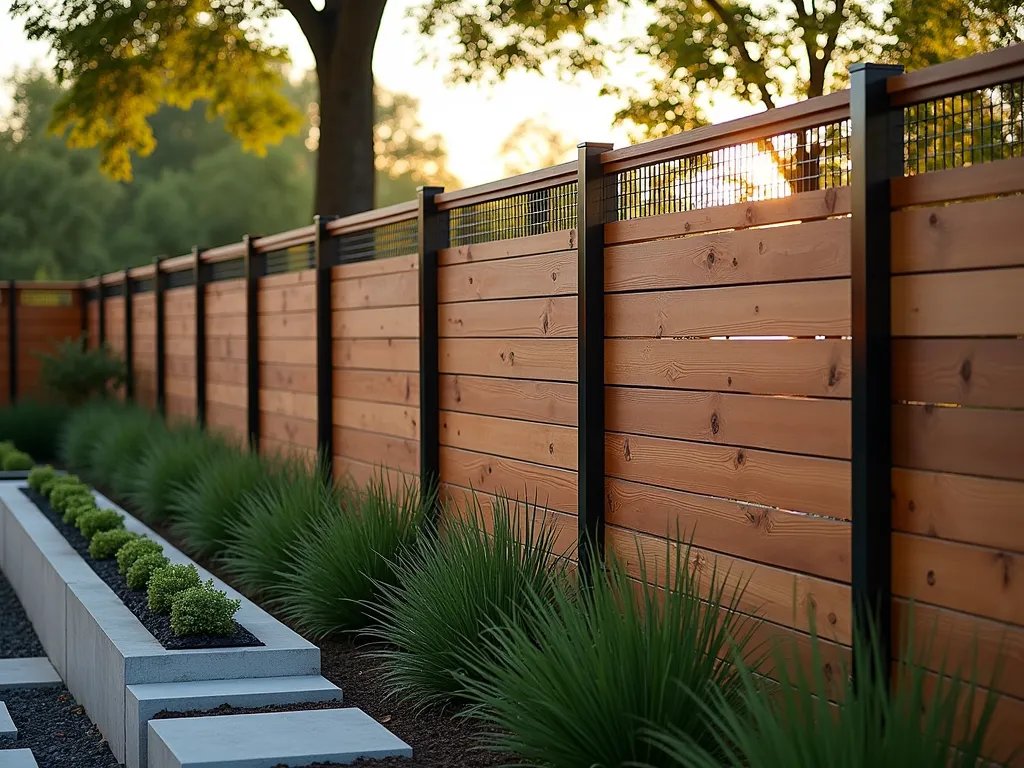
[4,45,1024,762]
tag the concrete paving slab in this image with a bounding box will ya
[0,701,17,740]
[0,749,38,768]
[0,658,61,691]
[148,708,412,768]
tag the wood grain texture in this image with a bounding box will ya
[205,337,247,362]
[258,282,315,314]
[606,432,851,520]
[440,338,577,381]
[261,363,317,394]
[440,410,578,470]
[334,456,418,494]
[259,311,316,340]
[607,387,850,459]
[260,410,316,448]
[332,305,418,339]
[606,279,850,338]
[206,315,247,338]
[893,404,1024,481]
[331,253,418,281]
[259,338,316,365]
[259,270,315,290]
[331,269,418,309]
[334,339,419,372]
[334,398,419,439]
[334,427,419,474]
[891,468,1024,553]
[440,446,578,515]
[605,217,851,292]
[206,381,246,408]
[606,477,850,581]
[205,403,248,442]
[333,369,419,406]
[205,288,246,316]
[439,250,577,303]
[892,268,1024,337]
[440,296,576,338]
[893,338,1024,409]
[606,338,851,398]
[260,388,317,421]
[440,374,577,426]
[891,156,1024,207]
[206,359,247,386]
[439,229,576,266]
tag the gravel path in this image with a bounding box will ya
[0,570,44,659]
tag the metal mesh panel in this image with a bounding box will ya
[903,78,1024,174]
[448,182,577,247]
[264,244,314,276]
[612,119,851,222]
[209,258,246,282]
[101,283,125,298]
[165,269,195,290]
[132,278,155,294]
[84,288,98,302]
[334,217,418,265]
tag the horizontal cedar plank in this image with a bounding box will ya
[259,311,316,340]
[440,446,578,515]
[607,387,850,459]
[207,382,245,408]
[892,196,1024,275]
[260,410,316,448]
[891,156,1024,207]
[893,338,1024,409]
[892,468,1024,553]
[334,398,418,440]
[261,388,317,421]
[165,317,196,337]
[206,315,246,338]
[440,338,576,381]
[165,377,194,399]
[439,229,576,266]
[261,436,316,463]
[440,374,577,426]
[262,363,316,394]
[606,478,850,582]
[206,403,248,441]
[606,279,850,338]
[334,427,419,474]
[440,296,576,338]
[334,456,418,494]
[439,250,577,303]
[334,339,418,372]
[893,532,1024,626]
[165,395,196,421]
[206,337,247,362]
[333,369,418,405]
[206,359,246,386]
[331,253,418,281]
[205,290,245,316]
[892,268,1024,337]
[166,357,196,379]
[605,187,851,245]
[332,305,418,339]
[606,338,851,398]
[258,283,315,314]
[893,404,1024,481]
[607,526,853,644]
[259,270,315,290]
[606,217,851,293]
[606,432,851,520]
[331,270,418,309]
[440,410,577,471]
[260,338,316,365]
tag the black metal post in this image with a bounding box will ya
[314,216,337,476]
[243,235,261,452]
[80,285,88,337]
[7,280,16,404]
[850,62,903,685]
[417,186,446,503]
[576,143,614,579]
[154,257,167,417]
[124,269,134,400]
[97,274,106,346]
[194,247,207,427]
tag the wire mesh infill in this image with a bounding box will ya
[448,182,578,247]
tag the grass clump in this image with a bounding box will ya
[2,450,33,471]
[117,537,163,575]
[148,563,202,614]
[28,465,57,492]
[0,400,69,462]
[91,407,164,493]
[461,537,760,768]
[89,529,137,560]
[127,552,170,590]
[59,402,119,476]
[170,581,241,637]
[367,492,569,708]
[78,508,124,540]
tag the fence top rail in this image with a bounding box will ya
[600,89,851,174]
[100,272,126,286]
[13,280,80,291]
[435,161,578,211]
[129,264,156,280]
[161,253,194,273]
[888,42,1024,106]
[254,225,316,254]
[204,242,247,263]
[326,199,418,236]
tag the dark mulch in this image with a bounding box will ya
[152,699,347,720]
[21,487,262,651]
[0,569,45,659]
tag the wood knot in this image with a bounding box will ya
[468,276,474,285]
[745,206,755,223]
[508,350,515,365]
[758,240,765,254]
[710,412,720,435]
[735,450,745,467]
[551,271,557,282]
[706,250,716,267]
[548,443,554,455]
[994,552,1012,588]
[623,439,632,461]
[907,499,916,513]
[828,612,837,626]
[929,212,939,226]
[684,222,692,232]
[753,305,760,314]
[727,376,733,387]
[828,365,839,388]
[926,570,936,586]
[452,376,461,403]
[541,312,550,334]
[924,402,935,414]
[486,465,492,474]
[824,187,837,212]
[568,230,577,248]
[823,662,834,681]
[960,358,972,383]
[655,324,664,339]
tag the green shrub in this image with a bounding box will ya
[0,440,15,463]
[169,581,241,637]
[0,400,70,462]
[222,456,342,597]
[60,402,120,475]
[43,473,80,497]
[126,552,170,590]
[168,448,276,559]
[89,529,137,560]
[460,537,761,768]
[50,483,92,513]
[3,450,34,471]
[124,427,231,524]
[367,492,569,708]
[90,406,163,492]
[643,613,1000,768]
[117,537,164,575]
[63,497,98,525]
[268,472,426,638]
[78,508,124,540]
[147,563,202,614]
[37,335,126,406]
[28,465,57,492]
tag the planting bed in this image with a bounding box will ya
[0,572,44,660]
[21,489,261,651]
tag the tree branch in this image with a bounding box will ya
[278,0,325,60]
[704,0,777,108]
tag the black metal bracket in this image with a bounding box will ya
[154,257,167,417]
[97,274,106,346]
[243,235,261,452]
[194,247,207,426]
[7,281,16,404]
[124,270,134,400]
[314,216,338,476]
[417,186,446,506]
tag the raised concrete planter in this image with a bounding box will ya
[0,701,16,740]
[148,708,412,768]
[0,659,61,691]
[0,482,320,765]
[0,749,38,768]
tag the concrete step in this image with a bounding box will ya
[0,750,38,768]
[126,675,343,768]
[148,708,411,768]
[0,701,16,741]
[0,658,61,691]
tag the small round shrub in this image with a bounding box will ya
[147,563,202,614]
[169,581,240,637]
[63,498,98,525]
[50,483,91,512]
[43,474,80,497]
[126,553,170,590]
[78,508,124,540]
[0,400,69,462]
[89,529,137,560]
[0,440,16,463]
[3,451,34,471]
[117,537,163,575]
[28,465,57,492]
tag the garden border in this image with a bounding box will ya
[0,480,320,764]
